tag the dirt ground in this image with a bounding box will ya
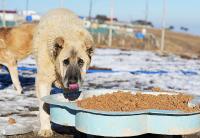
[148,29,200,58]
[4,124,200,138]
[5,132,200,138]
[6,132,73,138]
[95,29,200,59]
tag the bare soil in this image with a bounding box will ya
[148,29,200,57]
[6,131,200,138]
[6,132,73,138]
[77,91,200,112]
[95,29,200,58]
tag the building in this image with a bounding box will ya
[18,10,40,21]
[0,10,40,27]
[0,10,17,21]
[0,10,19,26]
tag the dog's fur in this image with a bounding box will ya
[33,8,94,137]
[0,23,36,94]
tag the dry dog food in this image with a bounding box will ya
[77,91,200,112]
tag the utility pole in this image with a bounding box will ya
[2,0,6,27]
[26,0,29,16]
[161,0,166,52]
[108,0,114,47]
[88,0,93,20]
[145,0,149,22]
[143,0,149,48]
[60,0,64,8]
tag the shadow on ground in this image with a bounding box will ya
[0,73,35,90]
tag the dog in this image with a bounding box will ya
[0,23,36,94]
[33,8,94,137]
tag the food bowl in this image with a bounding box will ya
[42,89,200,137]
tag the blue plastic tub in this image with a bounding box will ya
[43,89,200,137]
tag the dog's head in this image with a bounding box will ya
[51,29,94,92]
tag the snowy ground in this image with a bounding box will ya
[1,48,200,136]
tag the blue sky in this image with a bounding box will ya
[3,0,200,35]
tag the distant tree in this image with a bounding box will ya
[95,15,109,24]
[168,25,174,30]
[131,20,154,27]
[180,26,189,32]
[113,18,118,22]
[95,15,118,24]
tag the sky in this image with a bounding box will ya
[2,0,200,35]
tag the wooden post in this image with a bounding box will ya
[2,0,6,27]
[97,32,101,44]
[143,0,148,48]
[108,0,114,47]
[14,11,17,26]
[161,0,166,52]
[122,39,125,47]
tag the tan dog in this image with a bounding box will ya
[33,8,94,137]
[0,23,36,94]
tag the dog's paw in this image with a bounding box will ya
[16,90,24,95]
[38,129,53,137]
[14,86,23,95]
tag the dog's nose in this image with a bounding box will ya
[68,76,78,84]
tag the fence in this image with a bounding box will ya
[88,27,160,50]
[0,20,16,27]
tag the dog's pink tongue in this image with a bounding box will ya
[69,83,79,91]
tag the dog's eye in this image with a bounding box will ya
[63,59,69,65]
[78,58,84,67]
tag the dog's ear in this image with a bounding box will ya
[0,39,6,49]
[86,36,94,60]
[55,37,64,47]
[86,44,94,60]
[79,30,94,59]
[53,37,64,58]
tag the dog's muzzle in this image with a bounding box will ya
[62,65,82,100]
[63,64,81,92]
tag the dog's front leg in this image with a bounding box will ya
[7,64,23,94]
[36,75,54,137]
